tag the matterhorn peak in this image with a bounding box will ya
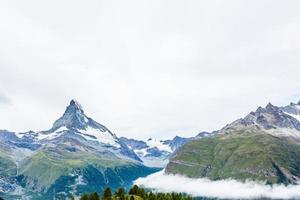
[66,99,84,114]
[51,99,89,130]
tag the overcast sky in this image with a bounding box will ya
[0,0,300,139]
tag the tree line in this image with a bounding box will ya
[76,185,193,200]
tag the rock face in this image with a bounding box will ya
[166,101,300,184]
[162,136,190,151]
[219,102,300,137]
[0,100,158,200]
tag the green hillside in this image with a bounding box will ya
[0,149,17,176]
[15,144,159,200]
[165,128,300,184]
[20,145,132,188]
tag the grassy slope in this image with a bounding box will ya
[19,145,135,188]
[6,143,160,200]
[166,129,300,184]
[0,149,17,176]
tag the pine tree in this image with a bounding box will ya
[139,187,146,198]
[89,192,100,200]
[103,187,112,200]
[115,188,126,200]
[129,185,139,195]
[148,192,156,200]
[78,186,193,200]
[116,188,125,196]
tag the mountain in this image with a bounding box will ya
[120,137,178,168]
[120,133,214,168]
[219,102,300,136]
[0,100,158,200]
[166,101,300,184]
[13,100,141,162]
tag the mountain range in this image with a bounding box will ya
[2,99,300,199]
[166,101,300,184]
[0,100,212,200]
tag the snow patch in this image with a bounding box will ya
[134,148,148,157]
[267,128,300,138]
[37,126,68,140]
[139,157,169,168]
[79,126,120,148]
[14,132,23,139]
[146,138,172,152]
[133,139,172,167]
[84,116,89,123]
[284,112,300,122]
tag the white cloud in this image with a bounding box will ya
[0,0,300,139]
[135,171,300,199]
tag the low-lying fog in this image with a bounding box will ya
[135,171,300,199]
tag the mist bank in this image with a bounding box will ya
[134,171,300,199]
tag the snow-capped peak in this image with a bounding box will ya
[32,100,121,148]
[220,101,300,138]
[51,99,89,130]
[70,99,83,111]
